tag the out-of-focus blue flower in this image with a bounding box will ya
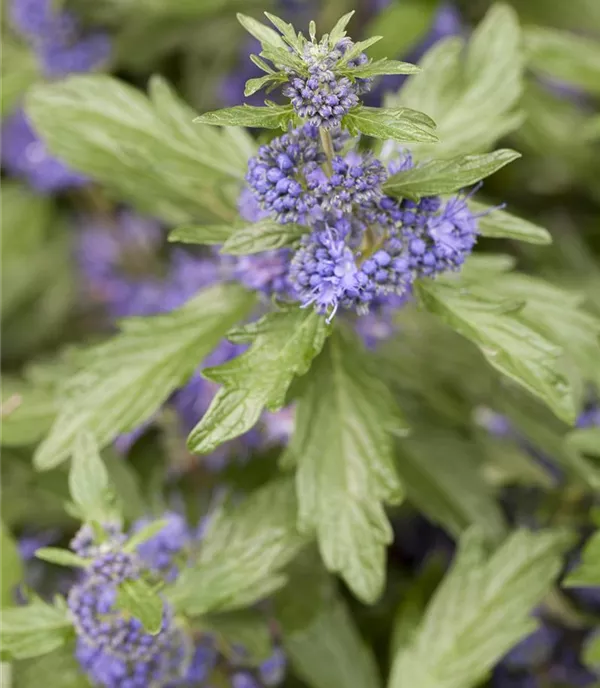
[38,31,112,77]
[1,108,88,192]
[132,512,191,583]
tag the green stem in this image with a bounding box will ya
[319,127,334,176]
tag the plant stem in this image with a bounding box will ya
[319,127,334,176]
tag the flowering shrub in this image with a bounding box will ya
[2,1,600,688]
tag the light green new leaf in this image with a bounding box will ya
[344,106,438,144]
[390,4,524,158]
[116,579,164,634]
[221,220,305,255]
[1,376,56,447]
[168,478,308,616]
[0,598,73,660]
[470,202,552,244]
[195,104,295,129]
[123,519,170,553]
[187,307,329,455]
[328,11,355,47]
[525,27,600,95]
[244,72,287,97]
[1,522,23,608]
[34,548,88,568]
[384,150,520,200]
[389,529,573,688]
[26,75,252,224]
[237,13,289,52]
[415,278,576,423]
[168,224,236,246]
[34,283,256,470]
[563,530,600,587]
[68,431,115,523]
[290,326,408,603]
[340,59,420,79]
[275,553,382,688]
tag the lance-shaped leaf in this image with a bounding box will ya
[168,478,308,616]
[116,579,164,635]
[290,326,407,603]
[563,530,600,588]
[221,220,305,255]
[34,548,87,568]
[0,597,73,660]
[1,376,56,447]
[244,72,287,97]
[415,278,576,424]
[195,104,295,130]
[470,202,552,244]
[389,529,574,688]
[274,553,382,688]
[34,283,256,470]
[168,224,236,246]
[383,150,520,200]
[340,58,420,79]
[26,75,251,225]
[344,106,438,144]
[187,307,330,455]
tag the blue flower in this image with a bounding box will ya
[132,512,191,583]
[320,152,387,215]
[38,30,112,77]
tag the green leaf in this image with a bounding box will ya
[344,106,438,143]
[34,548,87,568]
[237,13,289,51]
[188,307,329,454]
[0,598,73,660]
[383,150,520,200]
[69,431,115,523]
[1,522,23,607]
[34,283,256,469]
[168,223,236,246]
[202,610,274,664]
[116,579,164,634]
[395,432,507,541]
[194,104,295,129]
[470,202,552,244]
[275,553,382,688]
[244,72,287,97]
[1,376,56,447]
[12,644,90,688]
[566,427,600,457]
[415,278,576,423]
[26,75,252,225]
[337,36,384,65]
[340,58,420,79]
[389,529,574,688]
[391,4,524,158]
[264,12,303,52]
[328,11,355,46]
[221,220,305,255]
[363,0,440,62]
[1,35,39,116]
[563,530,600,587]
[168,478,308,616]
[525,27,600,95]
[290,326,407,603]
[123,519,170,553]
[582,630,600,673]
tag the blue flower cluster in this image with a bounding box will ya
[10,0,111,77]
[133,512,191,583]
[239,136,484,322]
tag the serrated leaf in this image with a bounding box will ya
[344,106,438,143]
[34,548,87,568]
[341,58,420,79]
[415,278,576,423]
[290,326,407,603]
[389,529,574,688]
[395,432,507,541]
[391,4,524,158]
[68,431,114,523]
[525,26,600,95]
[237,13,288,51]
[195,104,295,129]
[1,376,56,447]
[563,530,600,587]
[264,12,303,52]
[168,223,236,246]
[26,75,250,225]
[116,579,163,634]
[188,307,329,454]
[244,73,287,97]
[384,150,520,200]
[328,11,355,46]
[221,220,305,255]
[275,553,382,688]
[168,478,308,616]
[338,36,383,65]
[0,598,73,660]
[34,283,256,469]
[470,202,552,244]
[1,522,23,607]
